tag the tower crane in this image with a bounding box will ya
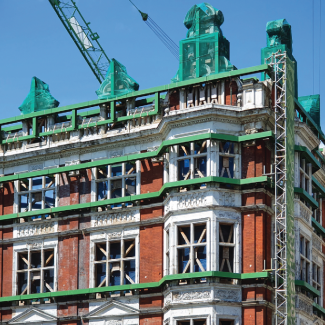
[49,0,110,84]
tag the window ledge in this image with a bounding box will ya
[0,271,270,304]
[294,187,318,209]
[295,280,320,297]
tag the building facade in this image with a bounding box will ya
[0,3,325,325]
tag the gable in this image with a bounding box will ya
[86,301,139,319]
[9,307,57,324]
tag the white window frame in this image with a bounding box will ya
[165,215,240,276]
[312,262,322,305]
[90,232,139,288]
[299,156,312,195]
[92,161,141,203]
[13,242,58,296]
[299,235,311,284]
[14,175,59,213]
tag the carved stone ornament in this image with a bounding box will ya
[296,296,313,315]
[177,192,207,210]
[93,211,137,227]
[107,232,122,239]
[164,292,172,306]
[299,203,311,223]
[215,289,241,302]
[173,290,211,301]
[16,222,57,238]
[312,233,322,251]
[105,320,122,325]
[219,192,236,207]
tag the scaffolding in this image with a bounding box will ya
[266,51,288,325]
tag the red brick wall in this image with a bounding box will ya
[59,169,92,206]
[0,310,12,322]
[58,234,78,291]
[141,207,163,221]
[225,80,238,106]
[242,141,271,178]
[169,90,180,111]
[141,160,163,194]
[140,315,163,325]
[242,307,272,325]
[242,193,272,272]
[140,296,163,309]
[2,244,13,296]
[0,182,14,215]
[139,224,163,283]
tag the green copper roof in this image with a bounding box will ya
[19,77,59,115]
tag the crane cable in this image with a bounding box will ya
[128,0,179,60]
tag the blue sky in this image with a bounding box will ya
[0,0,324,132]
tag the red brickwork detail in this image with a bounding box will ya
[243,307,255,325]
[141,207,163,221]
[58,303,77,317]
[225,80,238,106]
[243,306,273,325]
[78,232,90,289]
[242,212,256,273]
[2,244,13,296]
[140,296,163,309]
[141,159,163,194]
[59,169,92,207]
[255,212,265,271]
[80,169,92,204]
[169,90,180,111]
[0,182,14,215]
[2,228,13,240]
[0,309,12,322]
[140,315,163,325]
[58,236,78,291]
[140,224,163,283]
[242,141,271,179]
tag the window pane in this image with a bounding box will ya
[97,181,108,200]
[194,320,207,325]
[43,269,54,293]
[45,176,55,188]
[125,178,136,196]
[110,242,121,259]
[111,180,122,198]
[95,263,106,287]
[220,141,234,154]
[32,177,43,190]
[220,321,234,325]
[44,250,54,267]
[44,190,55,208]
[178,321,190,325]
[18,272,28,294]
[96,244,107,261]
[178,226,191,245]
[178,144,190,157]
[178,159,190,180]
[97,166,108,179]
[19,194,29,212]
[194,141,207,154]
[20,180,29,192]
[219,156,234,178]
[220,225,233,243]
[194,157,207,178]
[194,246,206,272]
[124,240,135,258]
[194,224,206,243]
[111,165,122,177]
[31,192,42,210]
[124,260,136,284]
[31,271,41,293]
[178,247,190,273]
[219,246,234,272]
[109,263,121,286]
[31,252,41,269]
[126,163,136,175]
[18,253,29,270]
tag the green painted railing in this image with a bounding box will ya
[0,64,270,144]
[0,271,270,303]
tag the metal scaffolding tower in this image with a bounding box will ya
[267,51,288,325]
